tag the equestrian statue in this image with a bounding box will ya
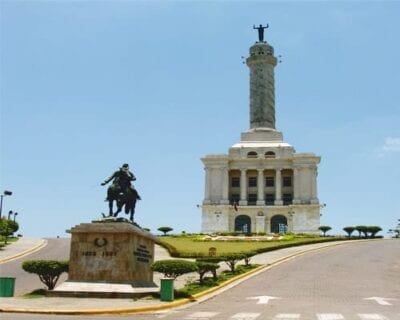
[101,163,141,222]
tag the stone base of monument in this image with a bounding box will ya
[52,219,160,298]
[51,281,158,298]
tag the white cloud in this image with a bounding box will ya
[382,137,400,153]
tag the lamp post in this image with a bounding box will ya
[8,210,13,220]
[0,190,13,219]
[13,212,18,222]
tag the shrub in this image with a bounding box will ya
[158,226,173,236]
[151,259,198,279]
[22,260,69,290]
[195,261,219,284]
[343,226,355,238]
[242,251,257,266]
[221,253,246,273]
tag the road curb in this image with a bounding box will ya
[0,239,48,264]
[0,239,379,315]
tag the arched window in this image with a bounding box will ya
[247,151,258,158]
[265,151,276,158]
[270,215,288,234]
[235,215,251,234]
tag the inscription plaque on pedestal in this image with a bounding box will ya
[53,221,160,298]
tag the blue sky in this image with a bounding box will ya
[1,1,399,237]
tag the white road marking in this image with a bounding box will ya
[364,297,398,306]
[184,312,220,319]
[230,313,261,320]
[246,295,281,304]
[317,314,345,320]
[273,314,301,319]
[358,314,388,320]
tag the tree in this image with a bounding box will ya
[195,261,219,284]
[22,260,69,290]
[151,259,198,279]
[242,251,257,266]
[343,226,355,238]
[222,253,246,273]
[318,226,332,237]
[157,226,173,236]
[355,225,368,238]
[367,226,382,238]
[0,218,19,244]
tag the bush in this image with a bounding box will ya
[221,253,246,273]
[195,261,219,284]
[151,259,198,279]
[242,251,257,266]
[22,260,69,290]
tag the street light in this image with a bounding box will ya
[0,190,13,219]
[13,212,18,222]
[8,210,13,220]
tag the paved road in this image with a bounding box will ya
[0,238,70,295]
[2,240,399,319]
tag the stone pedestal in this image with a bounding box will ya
[53,221,160,298]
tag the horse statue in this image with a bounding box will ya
[106,186,141,222]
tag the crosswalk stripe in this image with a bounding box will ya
[358,314,388,320]
[230,313,261,320]
[317,314,345,320]
[184,312,220,319]
[273,314,301,319]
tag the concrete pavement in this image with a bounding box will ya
[0,238,372,315]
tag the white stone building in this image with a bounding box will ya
[201,31,321,235]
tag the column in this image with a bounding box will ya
[239,169,247,206]
[257,169,265,205]
[274,168,283,205]
[292,167,301,204]
[220,168,229,205]
[310,165,319,204]
[203,167,211,205]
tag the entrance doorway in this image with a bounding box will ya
[271,215,288,234]
[234,215,251,234]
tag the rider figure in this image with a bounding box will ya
[101,163,136,200]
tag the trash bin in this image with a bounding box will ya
[0,277,15,297]
[160,278,174,301]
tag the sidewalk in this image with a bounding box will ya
[0,237,47,264]
[0,239,364,315]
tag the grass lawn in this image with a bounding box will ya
[160,234,347,258]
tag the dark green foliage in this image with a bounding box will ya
[195,261,219,284]
[355,225,368,238]
[0,218,19,244]
[151,259,198,279]
[158,226,173,236]
[221,253,246,273]
[318,226,332,237]
[366,226,382,238]
[343,226,355,238]
[242,251,257,266]
[22,260,69,290]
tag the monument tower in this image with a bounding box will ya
[201,25,321,234]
